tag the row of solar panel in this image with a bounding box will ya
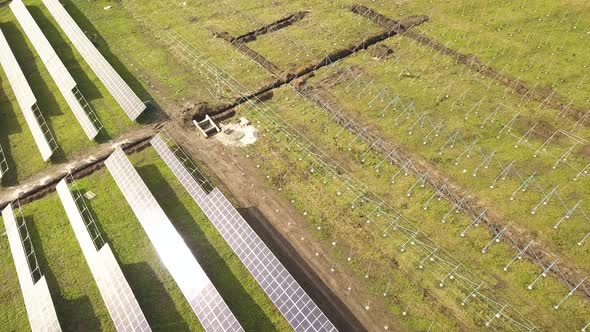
[2,203,61,332]
[106,139,336,332]
[4,147,243,331]
[56,178,150,331]
[150,134,338,332]
[104,148,245,332]
[0,0,145,165]
[4,137,337,332]
[0,27,56,162]
[2,176,151,332]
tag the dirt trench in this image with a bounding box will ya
[206,12,430,120]
[0,126,159,209]
[350,5,430,31]
[213,30,283,75]
[234,11,309,43]
[351,4,589,125]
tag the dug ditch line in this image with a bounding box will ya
[350,4,590,126]
[212,11,590,302]
[0,126,159,209]
[234,11,309,44]
[205,12,430,120]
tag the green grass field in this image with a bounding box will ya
[1,0,589,330]
[105,0,590,329]
[232,85,588,330]
[0,147,290,331]
[366,0,590,112]
[302,35,590,273]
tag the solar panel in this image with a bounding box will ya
[0,28,57,161]
[41,0,146,121]
[150,134,338,332]
[0,144,8,178]
[104,148,243,332]
[2,203,62,332]
[10,0,102,140]
[56,178,151,331]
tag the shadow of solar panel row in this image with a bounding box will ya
[41,0,145,121]
[56,179,151,332]
[2,203,62,332]
[150,134,338,332]
[10,0,102,140]
[0,28,57,161]
[104,148,243,332]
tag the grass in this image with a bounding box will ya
[2,0,588,330]
[119,0,274,94]
[232,85,589,330]
[104,0,590,329]
[0,147,290,331]
[301,34,590,273]
[352,0,590,112]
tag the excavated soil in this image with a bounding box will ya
[234,11,309,43]
[368,44,395,60]
[518,117,560,140]
[212,30,282,75]
[578,144,590,159]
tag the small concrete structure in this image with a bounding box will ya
[193,115,220,137]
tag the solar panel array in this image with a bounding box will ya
[0,28,57,161]
[104,148,243,332]
[150,134,338,332]
[2,203,62,332]
[41,0,146,121]
[0,144,8,178]
[56,179,151,331]
[10,0,101,140]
